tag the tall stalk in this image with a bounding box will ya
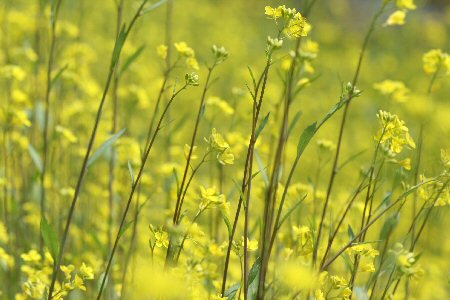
[313,2,387,268]
[47,1,149,298]
[40,0,62,253]
[220,56,271,296]
[97,83,188,299]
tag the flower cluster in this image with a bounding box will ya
[174,41,200,70]
[265,5,310,39]
[374,80,410,103]
[375,110,415,155]
[422,49,450,76]
[385,0,417,26]
[205,128,235,165]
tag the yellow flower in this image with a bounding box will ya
[80,262,94,280]
[373,80,410,102]
[360,262,376,272]
[156,44,168,60]
[72,274,86,291]
[217,148,234,165]
[184,144,198,160]
[385,10,406,26]
[56,125,78,143]
[422,49,449,75]
[174,41,195,57]
[206,96,234,115]
[206,128,230,151]
[397,0,416,10]
[284,17,309,38]
[154,230,169,248]
[61,264,75,279]
[376,110,415,155]
[21,250,41,263]
[264,6,283,19]
[186,57,199,70]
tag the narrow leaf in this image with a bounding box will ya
[111,25,127,66]
[40,216,59,261]
[141,0,168,15]
[119,45,146,76]
[297,122,317,156]
[247,257,262,300]
[119,220,134,238]
[224,282,240,300]
[87,128,126,167]
[287,110,302,137]
[50,64,68,86]
[28,144,43,173]
[128,160,135,186]
[255,112,270,140]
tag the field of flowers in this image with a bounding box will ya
[0,0,449,299]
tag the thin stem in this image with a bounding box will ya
[96,85,186,300]
[47,2,149,298]
[220,57,271,295]
[313,2,387,268]
[40,0,62,254]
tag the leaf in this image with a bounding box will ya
[255,112,270,140]
[254,150,269,186]
[87,128,126,167]
[97,272,109,293]
[224,282,240,300]
[28,144,43,173]
[317,96,353,129]
[247,257,262,300]
[119,44,146,76]
[111,25,127,66]
[247,66,257,91]
[287,110,302,137]
[119,220,134,238]
[50,64,68,86]
[379,213,399,240]
[342,252,354,272]
[40,216,59,261]
[221,212,233,239]
[199,103,206,119]
[141,0,168,15]
[348,224,355,241]
[277,194,307,231]
[297,122,317,156]
[128,160,135,186]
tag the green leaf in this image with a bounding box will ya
[87,128,126,167]
[287,110,302,137]
[40,216,59,261]
[141,0,168,15]
[277,194,307,231]
[247,257,262,300]
[255,112,270,140]
[111,25,127,66]
[348,224,355,241]
[128,160,135,186]
[247,66,257,91]
[254,150,269,186]
[119,220,134,238]
[221,212,233,239]
[119,45,146,76]
[224,282,240,300]
[28,144,43,173]
[50,64,68,87]
[97,272,109,293]
[297,122,317,156]
[379,213,399,240]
